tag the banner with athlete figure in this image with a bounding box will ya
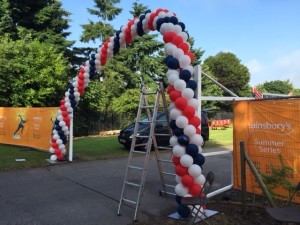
[0,107,57,151]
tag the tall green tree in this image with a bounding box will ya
[261,80,293,94]
[0,35,70,107]
[203,52,251,111]
[0,0,17,39]
[80,0,122,43]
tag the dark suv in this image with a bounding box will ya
[118,111,209,150]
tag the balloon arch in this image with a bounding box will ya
[49,8,206,217]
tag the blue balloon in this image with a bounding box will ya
[68,83,74,90]
[89,59,95,66]
[144,9,151,14]
[136,21,145,36]
[89,65,96,72]
[194,153,205,166]
[58,130,65,137]
[167,57,180,70]
[179,69,192,82]
[115,30,121,38]
[91,53,96,60]
[163,17,170,23]
[156,18,165,31]
[173,127,184,137]
[187,80,197,90]
[186,144,199,158]
[54,125,62,131]
[169,16,179,25]
[55,119,60,125]
[175,195,182,204]
[178,134,190,146]
[178,22,186,31]
[177,204,190,218]
[169,120,177,129]
[69,94,75,100]
[89,70,96,78]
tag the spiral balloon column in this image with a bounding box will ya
[49,8,206,217]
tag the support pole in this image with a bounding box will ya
[240,141,247,212]
[68,114,73,162]
[240,141,276,208]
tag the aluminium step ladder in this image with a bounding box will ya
[117,82,176,221]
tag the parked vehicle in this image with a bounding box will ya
[118,111,209,150]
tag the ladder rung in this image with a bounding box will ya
[156,146,172,150]
[155,133,171,137]
[140,106,155,109]
[128,165,143,170]
[157,159,172,163]
[125,181,141,187]
[137,135,149,138]
[132,150,146,154]
[163,184,176,188]
[161,171,176,176]
[122,198,137,205]
[159,190,176,196]
[134,143,147,147]
[142,91,157,95]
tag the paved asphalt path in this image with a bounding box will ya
[0,146,233,225]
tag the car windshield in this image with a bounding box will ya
[139,112,166,122]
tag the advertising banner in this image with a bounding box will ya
[0,107,57,151]
[233,99,300,203]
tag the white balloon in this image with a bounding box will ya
[168,73,180,86]
[174,24,183,34]
[169,102,175,110]
[166,69,179,78]
[172,144,186,157]
[58,144,65,150]
[180,154,194,167]
[62,126,68,131]
[178,32,189,42]
[174,79,186,92]
[170,108,182,120]
[159,23,168,34]
[57,115,63,121]
[188,98,199,109]
[188,164,202,178]
[182,88,194,100]
[59,121,66,127]
[190,134,204,146]
[198,146,203,153]
[50,155,57,161]
[49,147,54,154]
[52,129,58,135]
[53,134,60,140]
[184,65,194,75]
[56,139,63,145]
[184,125,196,137]
[158,11,167,18]
[179,55,191,68]
[175,183,189,197]
[176,116,189,129]
[169,135,178,146]
[194,174,206,185]
[64,130,70,136]
[65,102,71,108]
[173,48,184,60]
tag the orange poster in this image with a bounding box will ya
[0,107,58,151]
[233,99,300,203]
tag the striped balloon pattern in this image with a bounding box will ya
[49,8,206,217]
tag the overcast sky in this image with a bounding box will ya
[61,0,300,89]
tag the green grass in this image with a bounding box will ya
[0,127,233,171]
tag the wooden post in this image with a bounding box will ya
[240,141,247,212]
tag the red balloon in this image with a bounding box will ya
[181,174,194,188]
[77,86,84,93]
[60,105,67,112]
[175,97,188,110]
[186,51,195,62]
[148,13,156,31]
[189,116,201,127]
[77,79,84,86]
[175,164,189,176]
[62,110,68,117]
[196,127,201,134]
[78,73,84,80]
[172,35,183,47]
[167,85,175,94]
[163,31,177,43]
[169,90,181,102]
[79,67,85,74]
[63,116,70,123]
[125,27,132,44]
[172,156,181,165]
[54,148,61,156]
[51,143,58,149]
[57,153,64,160]
[178,42,190,53]
[183,106,195,119]
[189,183,202,196]
[51,138,56,143]
[60,99,65,105]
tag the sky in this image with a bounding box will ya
[61,0,300,89]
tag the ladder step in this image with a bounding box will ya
[136,135,149,138]
[128,165,143,170]
[122,198,137,205]
[134,143,147,147]
[140,106,155,109]
[155,133,171,137]
[132,150,146,154]
[161,171,176,176]
[163,184,176,188]
[125,181,141,187]
[142,91,157,95]
[156,146,172,150]
[157,159,172,163]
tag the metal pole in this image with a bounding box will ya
[244,151,276,207]
[68,114,73,162]
[194,65,202,114]
[240,141,247,212]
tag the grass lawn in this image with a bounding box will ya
[0,127,233,171]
